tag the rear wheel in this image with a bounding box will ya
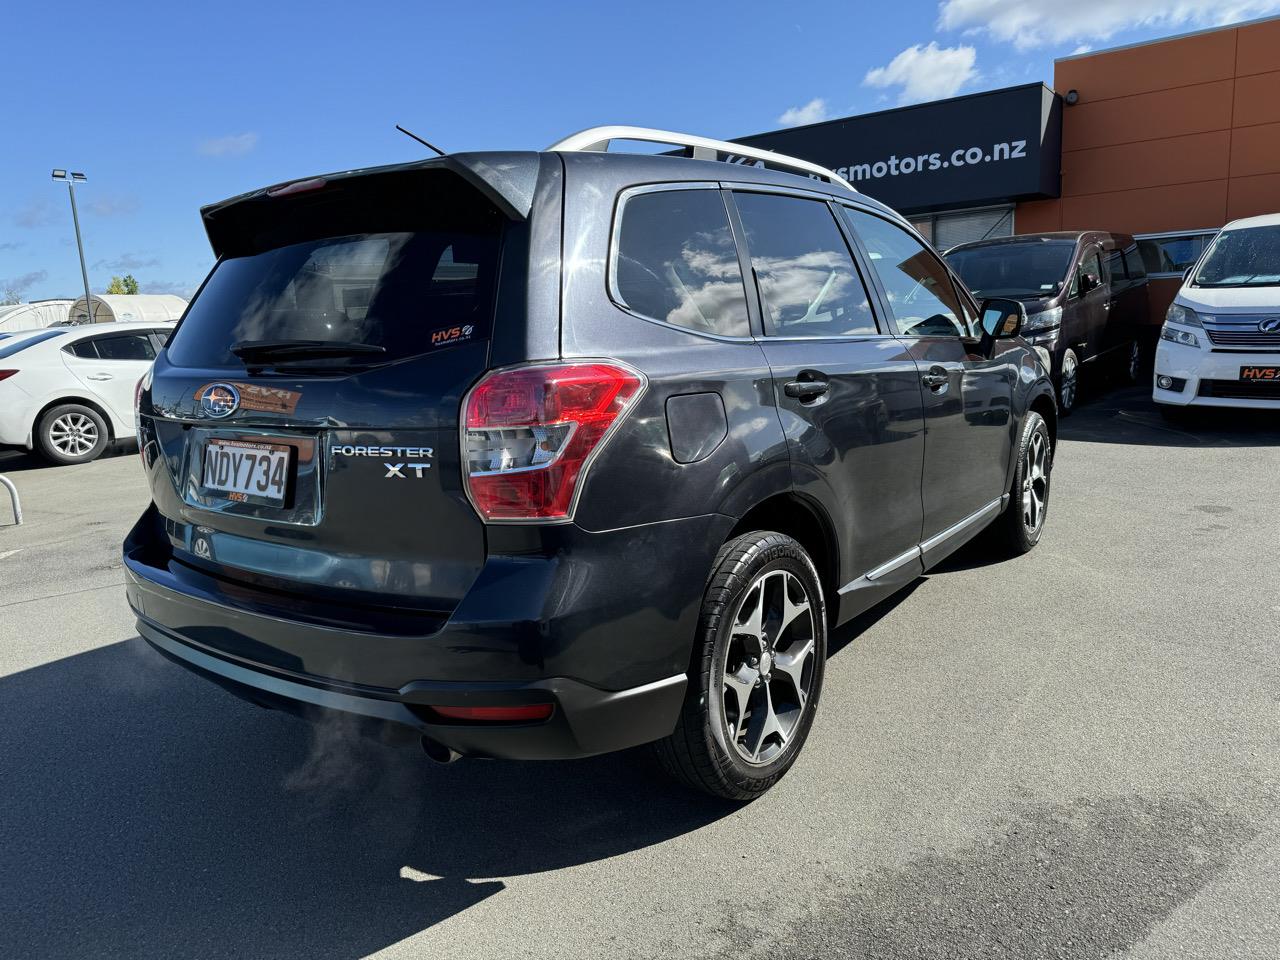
[36,404,109,465]
[991,411,1051,556]
[1123,340,1142,383]
[653,531,826,800]
[1057,349,1079,415]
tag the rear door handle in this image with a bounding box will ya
[784,378,829,402]
[921,367,949,390]
[87,373,113,381]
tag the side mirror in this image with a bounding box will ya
[980,297,1026,339]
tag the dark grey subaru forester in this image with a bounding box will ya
[126,127,1056,800]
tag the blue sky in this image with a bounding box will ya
[3,0,1278,302]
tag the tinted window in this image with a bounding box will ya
[842,208,970,338]
[946,241,1074,298]
[734,193,877,338]
[67,339,99,359]
[1137,233,1213,276]
[614,190,749,337]
[1072,250,1103,297]
[1105,248,1127,284]
[1122,245,1147,281]
[168,231,500,368]
[93,334,156,361]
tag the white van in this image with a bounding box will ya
[1154,213,1280,417]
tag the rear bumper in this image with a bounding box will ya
[124,504,727,759]
[138,615,686,759]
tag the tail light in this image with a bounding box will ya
[462,361,644,522]
[0,370,17,383]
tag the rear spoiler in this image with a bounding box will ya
[200,152,545,258]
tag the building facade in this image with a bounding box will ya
[733,16,1280,325]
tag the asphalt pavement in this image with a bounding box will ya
[1,385,1277,960]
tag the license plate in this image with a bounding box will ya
[1240,366,1280,381]
[201,439,291,505]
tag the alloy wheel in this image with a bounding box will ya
[1022,430,1049,534]
[49,412,99,457]
[1060,354,1078,411]
[721,569,816,766]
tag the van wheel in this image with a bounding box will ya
[992,411,1051,556]
[1057,349,1079,415]
[653,532,826,801]
[36,404,109,464]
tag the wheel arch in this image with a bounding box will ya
[33,395,118,443]
[726,492,840,625]
[1028,387,1058,453]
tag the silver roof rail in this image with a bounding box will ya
[547,125,856,192]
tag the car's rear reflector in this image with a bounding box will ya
[462,361,644,522]
[430,703,554,722]
[0,370,17,382]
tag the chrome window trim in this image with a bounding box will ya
[606,181,758,343]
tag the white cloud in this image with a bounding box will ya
[86,194,140,217]
[939,0,1280,50]
[864,42,978,105]
[198,132,259,157]
[777,98,829,127]
[92,252,160,271]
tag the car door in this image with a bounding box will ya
[61,331,156,426]
[1069,245,1108,361]
[839,206,1016,558]
[730,189,926,593]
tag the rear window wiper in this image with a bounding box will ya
[231,340,387,363]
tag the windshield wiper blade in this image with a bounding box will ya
[231,339,387,362]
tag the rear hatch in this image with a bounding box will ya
[141,165,514,614]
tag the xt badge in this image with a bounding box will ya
[385,463,430,479]
[333,444,434,479]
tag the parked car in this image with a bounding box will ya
[126,127,1057,800]
[0,322,173,464]
[945,232,1149,414]
[1154,213,1280,417]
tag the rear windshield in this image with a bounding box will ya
[1193,224,1280,287]
[167,174,503,368]
[946,242,1075,299]
[0,329,63,359]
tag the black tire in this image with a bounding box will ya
[652,531,827,801]
[1122,340,1143,384]
[1056,348,1079,415]
[36,403,110,465]
[991,411,1051,556]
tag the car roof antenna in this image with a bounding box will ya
[395,124,446,157]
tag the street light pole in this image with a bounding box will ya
[51,170,94,323]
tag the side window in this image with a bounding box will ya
[92,334,156,361]
[733,192,877,338]
[149,329,171,352]
[840,207,970,338]
[614,189,749,337]
[1122,245,1147,282]
[1073,249,1103,297]
[66,339,99,359]
[1105,248,1127,288]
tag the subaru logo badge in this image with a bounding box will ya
[1258,316,1280,334]
[199,382,240,418]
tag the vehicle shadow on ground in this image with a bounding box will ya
[1060,386,1280,448]
[0,441,138,473]
[0,638,738,960]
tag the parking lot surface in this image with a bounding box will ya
[1,387,1278,960]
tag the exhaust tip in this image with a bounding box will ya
[421,737,462,764]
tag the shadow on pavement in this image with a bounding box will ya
[0,638,738,960]
[0,441,138,473]
[1059,386,1280,448]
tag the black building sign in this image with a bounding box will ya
[731,83,1062,215]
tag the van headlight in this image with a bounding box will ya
[1160,324,1200,348]
[1166,303,1202,327]
[1022,306,1062,333]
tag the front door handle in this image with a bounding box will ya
[784,378,829,402]
[921,367,949,390]
[87,373,113,381]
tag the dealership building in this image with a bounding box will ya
[734,15,1280,324]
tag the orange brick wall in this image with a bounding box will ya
[1016,17,1280,236]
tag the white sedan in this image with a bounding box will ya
[0,321,173,464]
